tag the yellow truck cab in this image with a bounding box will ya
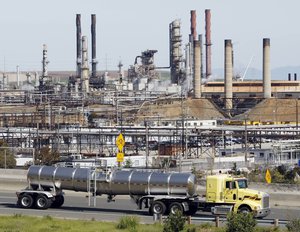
[204,174,270,218]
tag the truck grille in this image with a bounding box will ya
[262,194,269,208]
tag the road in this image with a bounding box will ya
[0,189,299,225]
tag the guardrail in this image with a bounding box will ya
[153,214,289,227]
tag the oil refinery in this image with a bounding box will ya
[0,9,299,171]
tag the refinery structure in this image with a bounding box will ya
[1,10,300,170]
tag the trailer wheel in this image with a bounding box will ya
[238,206,251,214]
[151,201,166,215]
[18,194,33,208]
[35,194,51,209]
[169,202,184,215]
[52,195,64,208]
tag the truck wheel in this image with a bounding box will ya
[52,195,64,208]
[238,206,251,214]
[35,194,51,209]
[151,201,166,215]
[18,194,33,208]
[169,202,183,214]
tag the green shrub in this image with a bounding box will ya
[255,226,280,232]
[163,210,186,232]
[116,216,139,231]
[199,222,213,229]
[226,212,256,232]
[286,218,300,232]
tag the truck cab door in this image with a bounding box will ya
[224,181,238,203]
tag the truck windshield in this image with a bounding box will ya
[237,179,248,189]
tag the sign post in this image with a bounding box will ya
[116,133,125,166]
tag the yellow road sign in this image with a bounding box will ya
[116,133,125,151]
[117,152,124,162]
[265,169,272,184]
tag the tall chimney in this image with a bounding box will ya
[225,40,233,111]
[294,73,297,81]
[205,9,212,78]
[190,10,197,41]
[193,40,201,98]
[263,38,271,98]
[199,34,204,80]
[91,14,97,78]
[16,65,20,88]
[81,36,89,93]
[76,14,82,78]
[288,73,291,81]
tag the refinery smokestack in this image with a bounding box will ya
[81,36,89,93]
[224,40,233,111]
[205,9,212,78]
[16,65,20,88]
[91,14,97,78]
[42,44,49,78]
[263,38,271,98]
[193,40,201,98]
[190,10,197,41]
[76,14,82,78]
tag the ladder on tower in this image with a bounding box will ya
[88,169,97,207]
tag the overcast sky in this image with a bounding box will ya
[0,0,299,75]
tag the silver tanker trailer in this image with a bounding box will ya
[16,165,199,215]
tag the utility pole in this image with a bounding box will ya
[145,121,149,169]
[296,99,299,137]
[244,115,248,166]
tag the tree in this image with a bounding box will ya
[163,210,186,232]
[0,140,16,168]
[124,158,133,168]
[35,146,60,166]
[226,212,257,232]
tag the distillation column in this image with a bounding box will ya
[81,36,90,93]
[170,19,183,84]
[76,14,82,78]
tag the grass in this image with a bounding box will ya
[0,215,291,232]
[0,215,163,232]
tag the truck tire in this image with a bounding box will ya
[35,194,51,209]
[151,201,166,215]
[18,194,34,208]
[238,206,251,214]
[52,195,64,208]
[169,202,183,214]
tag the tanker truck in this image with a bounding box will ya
[16,165,270,218]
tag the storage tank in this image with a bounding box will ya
[27,166,197,197]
